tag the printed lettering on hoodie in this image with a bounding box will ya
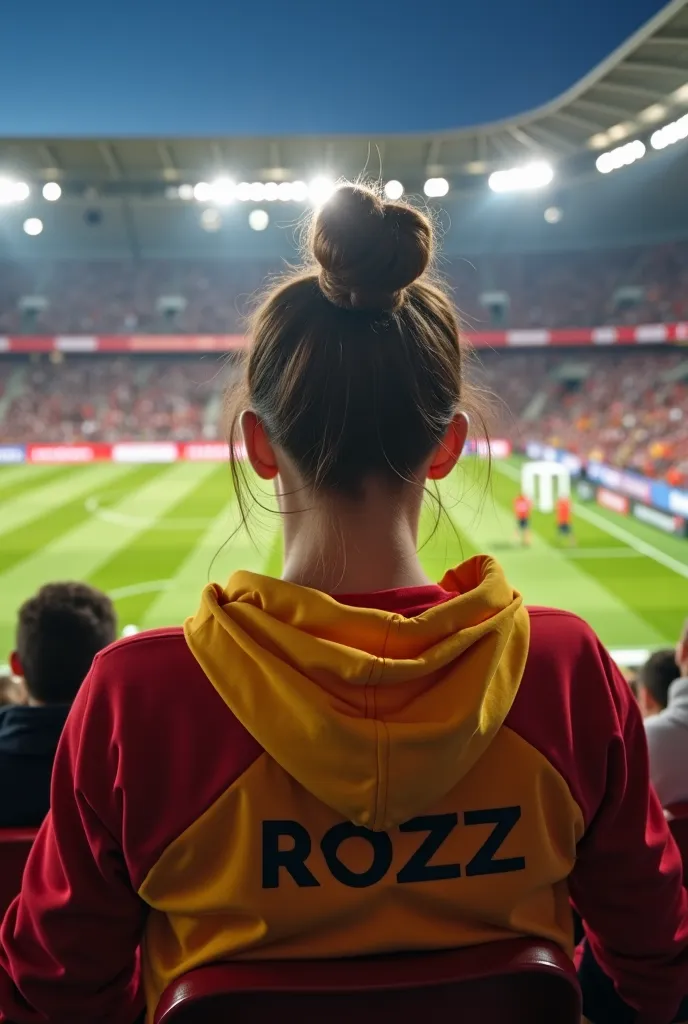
[262,807,526,888]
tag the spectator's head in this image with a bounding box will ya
[676,619,688,679]
[230,183,474,524]
[9,583,116,706]
[638,648,680,718]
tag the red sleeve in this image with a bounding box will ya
[0,672,146,1024]
[568,642,688,1024]
[508,610,688,1024]
[0,628,262,1024]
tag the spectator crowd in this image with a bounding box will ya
[6,346,688,486]
[0,355,236,444]
[479,348,688,487]
[1,240,687,335]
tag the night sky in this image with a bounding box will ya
[0,0,668,136]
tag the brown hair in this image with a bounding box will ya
[228,183,477,518]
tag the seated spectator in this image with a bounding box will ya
[0,186,687,1024]
[645,633,688,809]
[0,583,116,828]
[639,648,680,719]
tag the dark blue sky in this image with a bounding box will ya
[1,0,667,136]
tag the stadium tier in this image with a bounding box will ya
[3,348,688,483]
[1,243,688,334]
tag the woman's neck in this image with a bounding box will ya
[280,490,432,595]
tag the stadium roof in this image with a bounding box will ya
[0,0,687,191]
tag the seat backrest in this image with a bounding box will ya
[666,804,688,885]
[154,938,581,1024]
[0,828,38,919]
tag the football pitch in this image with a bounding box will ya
[1,455,688,663]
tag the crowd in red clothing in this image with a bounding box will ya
[1,241,687,335]
[2,347,687,487]
[0,356,235,445]
[476,348,688,486]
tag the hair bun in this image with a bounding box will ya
[311,184,432,312]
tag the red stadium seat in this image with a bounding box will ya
[0,828,38,918]
[154,938,580,1024]
[666,803,688,884]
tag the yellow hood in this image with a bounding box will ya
[184,555,529,832]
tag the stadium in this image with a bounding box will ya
[4,3,688,1019]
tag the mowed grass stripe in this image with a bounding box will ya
[0,464,160,575]
[419,483,480,582]
[141,482,287,629]
[0,462,139,538]
[0,465,79,504]
[89,464,236,626]
[493,460,688,643]
[0,464,217,656]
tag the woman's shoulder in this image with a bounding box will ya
[506,605,631,823]
[88,626,208,697]
[521,604,625,703]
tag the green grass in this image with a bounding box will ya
[1,456,687,661]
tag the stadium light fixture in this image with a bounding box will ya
[639,103,667,125]
[263,182,279,202]
[673,83,688,104]
[588,133,609,150]
[210,178,235,204]
[595,139,645,173]
[651,113,688,151]
[308,176,336,206]
[384,180,404,200]
[178,184,195,200]
[193,182,212,202]
[249,209,269,231]
[0,179,30,204]
[291,181,308,202]
[607,122,632,142]
[42,182,61,201]
[487,162,554,193]
[23,217,43,236]
[423,177,449,197]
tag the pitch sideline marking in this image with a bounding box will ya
[563,547,644,559]
[85,495,214,531]
[108,580,171,600]
[495,461,688,583]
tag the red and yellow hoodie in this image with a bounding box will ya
[0,555,687,1024]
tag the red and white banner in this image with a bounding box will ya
[596,487,630,515]
[2,323,688,354]
[20,439,508,465]
[25,442,240,464]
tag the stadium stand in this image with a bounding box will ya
[1,242,688,334]
[2,347,686,486]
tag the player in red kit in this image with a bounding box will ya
[513,493,532,547]
[556,494,575,546]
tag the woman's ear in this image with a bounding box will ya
[241,410,279,480]
[427,413,469,481]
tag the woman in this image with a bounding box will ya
[0,185,687,1024]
